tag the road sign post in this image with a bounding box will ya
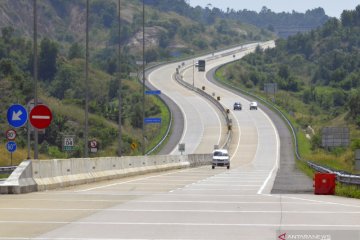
[145,90,161,95]
[7,104,28,128]
[63,136,75,151]
[6,141,17,166]
[88,140,98,153]
[29,104,53,129]
[144,118,162,124]
[5,129,17,141]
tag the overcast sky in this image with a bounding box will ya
[188,0,359,18]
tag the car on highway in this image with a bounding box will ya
[212,149,230,169]
[233,102,242,110]
[250,101,258,110]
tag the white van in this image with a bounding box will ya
[250,101,258,110]
[212,149,230,169]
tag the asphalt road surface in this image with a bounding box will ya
[0,43,359,240]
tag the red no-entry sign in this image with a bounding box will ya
[30,104,53,129]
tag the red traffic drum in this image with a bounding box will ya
[314,173,336,195]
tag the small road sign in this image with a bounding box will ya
[7,104,28,128]
[5,129,17,141]
[63,136,75,151]
[6,141,17,153]
[131,142,138,150]
[144,118,162,124]
[88,140,98,153]
[29,104,53,129]
[145,90,161,95]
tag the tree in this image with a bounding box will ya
[39,38,58,81]
[348,90,360,119]
[68,42,83,59]
[50,64,79,99]
[1,27,14,44]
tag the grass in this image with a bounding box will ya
[146,97,171,153]
[336,184,360,198]
[0,173,10,179]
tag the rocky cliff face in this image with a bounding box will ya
[0,1,86,41]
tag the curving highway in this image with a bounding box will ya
[0,42,359,240]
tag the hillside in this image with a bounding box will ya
[217,6,360,173]
[0,0,330,164]
[144,1,329,38]
[0,0,276,164]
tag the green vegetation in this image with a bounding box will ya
[216,5,360,197]
[0,0,331,164]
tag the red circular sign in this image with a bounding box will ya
[6,129,17,140]
[29,104,53,129]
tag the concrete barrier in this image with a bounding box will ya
[0,160,37,194]
[0,154,212,194]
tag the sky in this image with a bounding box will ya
[188,0,359,18]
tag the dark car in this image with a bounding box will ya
[233,102,242,110]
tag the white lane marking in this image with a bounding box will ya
[0,200,329,205]
[275,195,360,209]
[185,184,261,187]
[31,193,278,198]
[257,108,280,195]
[147,68,188,155]
[76,168,192,192]
[179,188,259,191]
[168,73,191,155]
[1,221,360,228]
[182,67,223,147]
[1,208,359,214]
[0,238,171,240]
[229,110,241,161]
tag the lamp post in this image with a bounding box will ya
[33,0,39,159]
[84,0,89,157]
[142,0,145,155]
[118,0,122,156]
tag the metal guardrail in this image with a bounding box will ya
[213,60,360,186]
[142,42,263,155]
[0,166,17,175]
[175,65,232,150]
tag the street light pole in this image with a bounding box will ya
[84,0,89,157]
[142,0,145,155]
[33,0,39,159]
[118,0,122,156]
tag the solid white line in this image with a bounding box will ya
[31,115,50,119]
[257,108,280,195]
[1,207,359,214]
[76,168,192,192]
[276,195,360,209]
[182,67,223,148]
[1,221,360,228]
[0,200,325,205]
[181,188,258,191]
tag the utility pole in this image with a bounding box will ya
[142,0,145,155]
[33,0,39,159]
[118,0,122,156]
[84,0,89,157]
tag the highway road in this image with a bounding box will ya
[0,42,359,239]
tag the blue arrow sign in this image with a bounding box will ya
[7,104,28,128]
[6,141,17,153]
[145,90,161,95]
[144,118,162,124]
